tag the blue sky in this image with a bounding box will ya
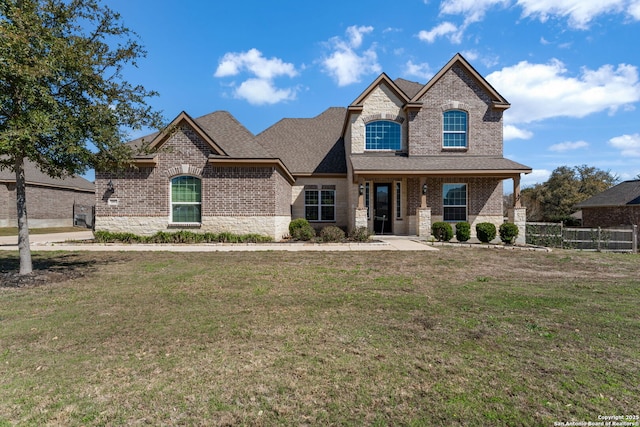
[102,0,640,188]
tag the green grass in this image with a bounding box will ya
[0,249,638,425]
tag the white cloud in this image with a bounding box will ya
[214,48,299,105]
[235,79,297,106]
[417,22,461,43]
[487,59,640,125]
[608,133,640,156]
[630,0,640,19]
[521,169,552,187]
[405,61,434,81]
[441,0,510,23]
[516,0,634,29]
[322,26,381,86]
[504,125,533,140]
[549,140,589,152]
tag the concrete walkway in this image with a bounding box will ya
[0,231,438,252]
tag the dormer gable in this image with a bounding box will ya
[349,73,411,110]
[410,53,510,110]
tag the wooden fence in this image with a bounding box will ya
[527,223,638,253]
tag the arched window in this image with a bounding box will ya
[365,120,401,150]
[171,176,201,223]
[443,110,468,148]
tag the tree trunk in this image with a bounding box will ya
[15,156,33,275]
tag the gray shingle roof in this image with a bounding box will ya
[0,158,94,192]
[575,180,640,208]
[394,78,424,99]
[256,107,347,175]
[194,111,271,158]
[350,154,531,174]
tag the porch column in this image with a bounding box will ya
[509,174,526,244]
[513,174,521,208]
[355,179,368,230]
[417,177,431,237]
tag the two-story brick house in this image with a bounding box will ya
[95,54,531,241]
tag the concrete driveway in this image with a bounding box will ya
[0,231,438,252]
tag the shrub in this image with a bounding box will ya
[320,226,346,242]
[455,221,471,242]
[349,226,371,242]
[499,223,519,244]
[288,219,315,241]
[431,222,453,242]
[476,222,497,243]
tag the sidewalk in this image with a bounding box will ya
[0,231,438,252]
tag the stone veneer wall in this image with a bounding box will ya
[291,177,349,230]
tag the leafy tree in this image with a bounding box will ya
[0,0,163,274]
[521,165,617,222]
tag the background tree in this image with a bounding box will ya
[0,0,163,274]
[521,165,618,222]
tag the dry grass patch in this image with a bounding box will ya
[0,249,638,425]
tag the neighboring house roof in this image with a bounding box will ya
[256,107,347,175]
[350,154,531,176]
[0,158,94,192]
[575,180,640,208]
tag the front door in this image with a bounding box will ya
[374,183,392,234]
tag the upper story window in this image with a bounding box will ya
[365,120,401,151]
[171,176,201,223]
[443,110,468,148]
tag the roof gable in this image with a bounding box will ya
[350,73,411,107]
[147,111,226,155]
[410,53,510,109]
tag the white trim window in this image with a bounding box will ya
[305,187,336,222]
[443,110,468,148]
[171,176,202,223]
[443,183,467,222]
[365,120,401,151]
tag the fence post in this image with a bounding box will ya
[633,225,638,254]
[560,222,564,249]
[597,227,602,252]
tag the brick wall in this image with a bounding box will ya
[96,123,292,227]
[582,206,640,228]
[409,64,503,156]
[1,182,94,227]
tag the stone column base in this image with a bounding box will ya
[417,208,432,237]
[508,207,527,245]
[355,208,368,230]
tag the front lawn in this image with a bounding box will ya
[0,249,638,425]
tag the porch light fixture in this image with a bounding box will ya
[107,179,114,192]
[359,183,364,195]
[422,183,428,195]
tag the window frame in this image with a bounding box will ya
[365,120,402,151]
[395,181,402,219]
[170,175,202,225]
[304,188,336,222]
[442,110,468,149]
[442,183,467,222]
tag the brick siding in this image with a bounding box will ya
[409,64,503,156]
[582,206,640,228]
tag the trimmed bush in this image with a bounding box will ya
[476,222,497,243]
[499,222,519,244]
[455,221,471,242]
[94,230,272,244]
[320,226,346,242]
[289,218,315,241]
[431,222,453,242]
[349,226,371,242]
